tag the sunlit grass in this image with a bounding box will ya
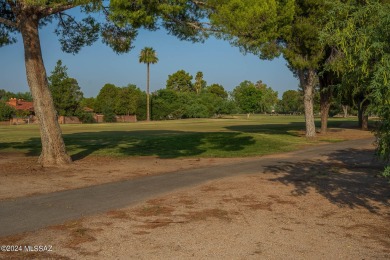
[0,115,360,159]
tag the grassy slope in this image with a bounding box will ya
[0,115,359,159]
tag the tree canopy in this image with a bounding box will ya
[208,0,294,59]
[0,101,15,121]
[321,0,390,173]
[48,60,83,117]
[139,47,158,65]
[278,90,303,114]
[166,70,194,92]
[194,71,206,94]
[232,80,263,114]
[255,80,278,113]
[0,89,32,101]
[206,84,228,99]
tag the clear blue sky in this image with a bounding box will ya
[0,23,298,98]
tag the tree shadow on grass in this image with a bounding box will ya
[264,148,389,213]
[0,130,256,161]
[225,122,305,136]
[118,131,256,159]
[0,140,41,156]
[225,119,365,136]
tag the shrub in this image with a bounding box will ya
[0,102,15,121]
[78,112,95,124]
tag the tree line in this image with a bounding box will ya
[32,60,283,121]
[0,59,360,123]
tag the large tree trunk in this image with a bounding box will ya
[146,63,150,121]
[362,113,369,131]
[20,16,71,166]
[320,97,331,134]
[298,69,317,138]
[319,72,333,134]
[358,102,369,131]
[342,105,348,118]
[320,97,331,133]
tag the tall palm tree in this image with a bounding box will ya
[139,47,158,121]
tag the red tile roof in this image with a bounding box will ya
[6,98,34,111]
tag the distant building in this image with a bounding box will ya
[6,98,34,114]
[4,98,35,124]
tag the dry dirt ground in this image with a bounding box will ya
[0,128,389,259]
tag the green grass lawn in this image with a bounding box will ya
[0,115,360,160]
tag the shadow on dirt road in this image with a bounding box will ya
[265,148,389,213]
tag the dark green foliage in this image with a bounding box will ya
[322,0,390,170]
[375,106,390,159]
[194,71,207,94]
[206,84,228,99]
[383,167,390,180]
[139,47,159,65]
[166,70,194,92]
[48,60,84,116]
[95,83,146,120]
[0,101,15,121]
[116,85,144,115]
[151,89,235,120]
[232,81,263,114]
[0,89,32,101]
[95,83,119,113]
[185,93,219,118]
[214,99,238,115]
[109,0,208,43]
[54,15,100,54]
[152,70,237,120]
[278,90,303,114]
[102,107,116,123]
[136,95,147,121]
[0,89,7,100]
[255,80,278,113]
[76,111,95,124]
[185,103,210,118]
[151,89,185,120]
[0,0,17,47]
[209,0,295,59]
[101,23,137,54]
[80,97,96,111]
[282,0,327,70]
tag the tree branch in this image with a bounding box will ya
[164,14,218,33]
[0,16,17,28]
[58,12,83,31]
[40,4,76,17]
[191,0,207,7]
